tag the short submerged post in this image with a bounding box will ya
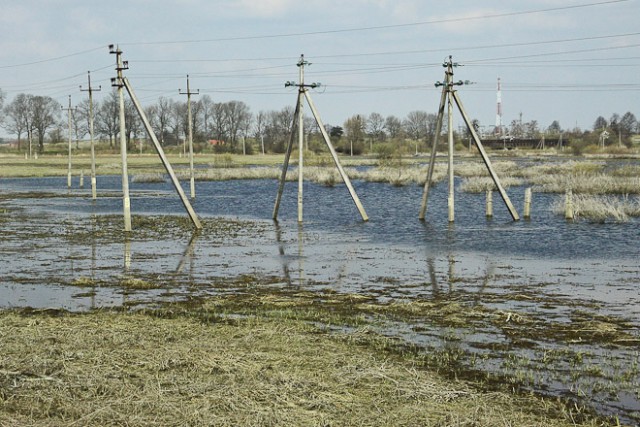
[524,188,532,219]
[565,190,574,220]
[486,190,493,218]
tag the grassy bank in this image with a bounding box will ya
[0,302,608,427]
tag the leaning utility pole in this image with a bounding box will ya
[80,71,101,200]
[110,45,132,232]
[61,95,76,189]
[179,75,199,199]
[419,56,519,222]
[273,54,368,223]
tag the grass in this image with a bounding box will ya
[0,306,608,427]
[552,194,640,222]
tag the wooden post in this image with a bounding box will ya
[565,190,574,220]
[486,190,493,218]
[524,188,532,219]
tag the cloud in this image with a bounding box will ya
[230,0,296,18]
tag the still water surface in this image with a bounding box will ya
[1,174,639,422]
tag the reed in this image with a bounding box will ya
[534,173,640,194]
[131,173,166,183]
[459,176,524,193]
[552,194,640,222]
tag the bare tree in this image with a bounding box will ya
[198,95,214,140]
[4,93,32,151]
[171,100,187,148]
[263,106,295,153]
[619,112,637,138]
[367,112,386,141]
[403,110,429,140]
[343,114,366,142]
[147,96,174,146]
[124,98,141,151]
[96,90,119,148]
[210,102,227,143]
[72,99,90,148]
[0,89,5,127]
[223,100,251,150]
[30,95,60,153]
[593,116,608,131]
[384,115,403,139]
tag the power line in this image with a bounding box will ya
[120,0,632,46]
[0,45,105,69]
[130,31,640,64]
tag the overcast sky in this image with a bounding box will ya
[0,0,638,136]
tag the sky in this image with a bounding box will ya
[0,0,638,137]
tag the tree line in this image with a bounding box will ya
[0,88,638,154]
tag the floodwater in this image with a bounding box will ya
[1,173,639,423]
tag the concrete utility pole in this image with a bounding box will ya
[179,75,199,199]
[419,56,519,222]
[110,45,132,232]
[273,54,368,223]
[61,95,76,189]
[80,71,101,200]
[297,56,306,222]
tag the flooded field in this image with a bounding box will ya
[1,174,639,424]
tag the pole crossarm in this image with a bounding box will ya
[419,55,520,222]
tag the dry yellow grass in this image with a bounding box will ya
[0,308,605,427]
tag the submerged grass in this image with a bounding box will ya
[552,194,640,222]
[0,306,607,427]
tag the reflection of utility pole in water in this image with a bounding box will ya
[175,232,200,275]
[273,223,305,287]
[274,222,292,285]
[90,214,97,309]
[473,261,495,307]
[297,224,305,287]
[124,236,131,272]
[122,236,131,307]
[448,254,455,292]
[427,258,440,297]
